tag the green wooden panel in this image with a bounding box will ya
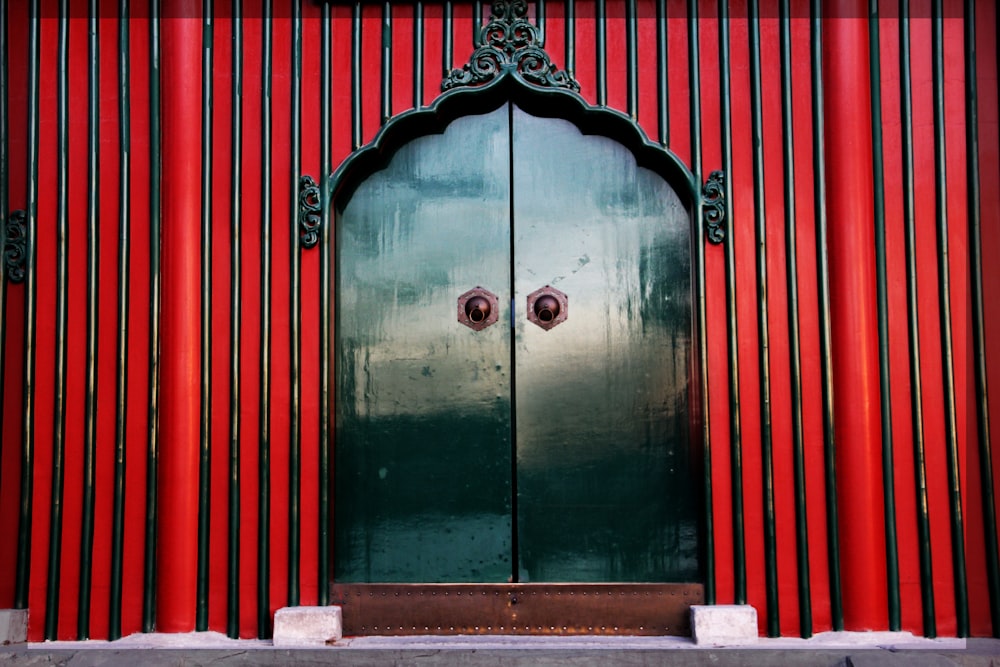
[334,103,698,585]
[334,107,513,582]
[512,107,699,583]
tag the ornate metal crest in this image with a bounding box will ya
[702,171,726,244]
[4,210,27,283]
[299,175,321,249]
[442,0,579,92]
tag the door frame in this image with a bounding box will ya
[326,75,712,635]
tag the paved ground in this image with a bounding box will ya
[2,633,999,666]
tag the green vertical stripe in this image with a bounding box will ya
[227,0,243,639]
[655,0,668,145]
[142,0,161,633]
[687,0,714,606]
[930,0,968,636]
[779,0,811,637]
[899,2,936,636]
[625,0,637,119]
[351,2,362,149]
[868,0,901,632]
[595,0,606,105]
[14,0,41,612]
[45,1,71,639]
[257,0,273,639]
[440,0,455,76]
[966,0,1000,638]
[288,0,303,609]
[747,0,778,634]
[318,0,332,607]
[109,0,131,641]
[473,0,481,45]
[717,0,745,607]
[564,0,574,76]
[535,0,544,43]
[809,0,842,630]
[413,1,423,107]
[381,1,391,124]
[195,1,214,631]
[78,3,101,640]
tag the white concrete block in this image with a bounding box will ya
[272,606,343,647]
[0,609,28,645]
[690,604,758,645]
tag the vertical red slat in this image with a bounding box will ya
[298,0,322,608]
[55,8,90,639]
[268,7,291,618]
[908,6,956,635]
[971,0,1000,638]
[604,0,627,112]
[697,0,734,612]
[27,3,60,641]
[0,0,30,612]
[157,0,203,633]
[391,2,415,116]
[237,1,262,637]
[875,8,923,634]
[573,0,597,105]
[760,2,803,636]
[89,0,123,639]
[121,0,152,638]
[420,2,442,108]
[209,7,233,634]
[822,0,888,631]
[940,3,968,635]
[789,9,832,634]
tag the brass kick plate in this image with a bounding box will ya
[328,583,703,636]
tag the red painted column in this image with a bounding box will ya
[157,0,203,632]
[822,4,888,631]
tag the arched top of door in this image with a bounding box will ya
[328,1,707,220]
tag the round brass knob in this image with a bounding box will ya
[465,295,492,323]
[533,295,560,323]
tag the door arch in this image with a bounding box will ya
[329,84,705,634]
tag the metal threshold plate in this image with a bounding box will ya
[329,583,704,636]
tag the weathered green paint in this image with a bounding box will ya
[334,104,697,585]
[512,107,696,583]
[335,107,514,582]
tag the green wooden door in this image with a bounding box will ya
[334,104,698,584]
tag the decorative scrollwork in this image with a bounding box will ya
[4,210,27,283]
[442,0,579,92]
[299,175,321,249]
[702,171,726,244]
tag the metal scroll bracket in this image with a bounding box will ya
[299,174,321,249]
[442,0,580,92]
[702,170,726,245]
[4,210,27,283]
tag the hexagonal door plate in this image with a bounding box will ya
[458,287,500,331]
[526,285,568,331]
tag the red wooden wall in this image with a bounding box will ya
[0,0,996,641]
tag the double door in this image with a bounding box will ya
[334,103,698,586]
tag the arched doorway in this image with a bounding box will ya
[330,97,703,634]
